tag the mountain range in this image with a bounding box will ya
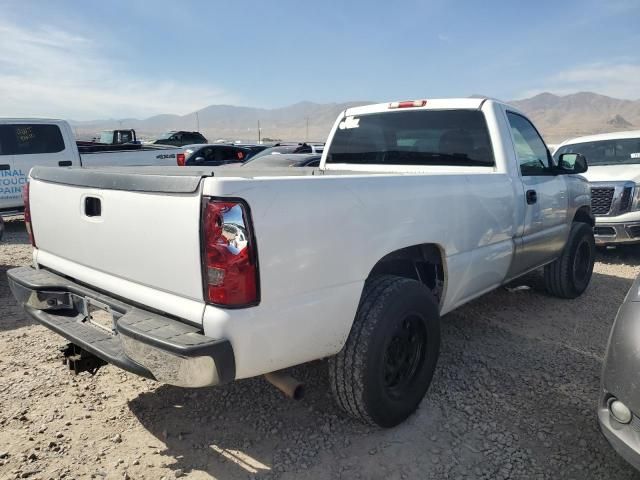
[71,92,640,145]
[509,92,640,144]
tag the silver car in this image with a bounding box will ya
[600,273,640,470]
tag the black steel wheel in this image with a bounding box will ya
[544,222,595,298]
[329,275,440,427]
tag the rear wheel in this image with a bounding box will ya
[544,222,595,298]
[329,275,440,427]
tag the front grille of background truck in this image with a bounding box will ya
[591,187,615,215]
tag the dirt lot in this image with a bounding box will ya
[1,218,640,480]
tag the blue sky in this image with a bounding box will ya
[1,0,639,119]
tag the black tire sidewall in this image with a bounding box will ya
[565,222,595,296]
[362,280,440,427]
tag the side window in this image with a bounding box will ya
[202,148,214,161]
[217,147,237,161]
[0,124,65,155]
[506,112,551,176]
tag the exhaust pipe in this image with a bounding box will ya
[264,371,304,400]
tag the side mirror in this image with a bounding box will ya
[194,156,205,163]
[557,153,587,174]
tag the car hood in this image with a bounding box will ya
[582,164,640,184]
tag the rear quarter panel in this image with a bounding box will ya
[201,171,517,378]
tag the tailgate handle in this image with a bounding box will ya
[58,161,72,167]
[0,164,10,171]
[84,197,101,217]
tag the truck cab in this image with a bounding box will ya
[98,129,138,145]
[554,131,640,245]
[0,119,79,215]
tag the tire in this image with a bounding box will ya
[544,222,595,299]
[329,275,440,427]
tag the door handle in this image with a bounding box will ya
[526,190,537,205]
[58,161,72,167]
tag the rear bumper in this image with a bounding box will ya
[7,266,235,387]
[594,221,640,245]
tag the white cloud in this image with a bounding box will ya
[520,62,640,100]
[0,20,239,120]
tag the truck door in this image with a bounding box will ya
[506,111,569,276]
[0,123,72,212]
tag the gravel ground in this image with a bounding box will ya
[1,217,640,479]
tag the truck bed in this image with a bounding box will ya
[30,165,382,191]
[77,143,178,154]
[29,166,328,193]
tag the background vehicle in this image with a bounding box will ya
[96,129,139,145]
[554,131,640,245]
[154,131,208,147]
[241,153,321,168]
[273,142,324,154]
[180,144,265,166]
[9,98,594,428]
[248,143,323,161]
[0,119,182,215]
[232,144,268,156]
[599,272,640,470]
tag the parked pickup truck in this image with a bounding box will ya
[554,131,640,245]
[0,119,184,216]
[8,98,595,427]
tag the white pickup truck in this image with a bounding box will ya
[0,119,184,215]
[8,98,595,427]
[554,131,640,245]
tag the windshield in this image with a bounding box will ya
[99,131,112,143]
[326,109,494,167]
[156,132,174,140]
[554,138,640,166]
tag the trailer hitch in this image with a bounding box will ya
[60,343,106,375]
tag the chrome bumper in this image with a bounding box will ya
[7,266,235,387]
[594,221,640,245]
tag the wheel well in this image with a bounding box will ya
[573,206,594,227]
[367,244,445,302]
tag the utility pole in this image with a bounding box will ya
[195,111,200,132]
[305,117,309,142]
[258,120,261,143]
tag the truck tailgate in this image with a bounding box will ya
[29,167,208,304]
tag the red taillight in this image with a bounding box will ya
[202,199,258,306]
[388,99,427,109]
[177,153,186,166]
[23,182,36,247]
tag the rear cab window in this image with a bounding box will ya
[0,124,65,156]
[326,110,495,167]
